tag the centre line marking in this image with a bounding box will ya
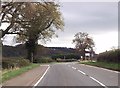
[77,69,108,88]
[77,70,86,75]
[89,76,108,88]
[33,65,50,88]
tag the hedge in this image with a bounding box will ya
[97,49,120,63]
[33,57,54,63]
[2,57,30,69]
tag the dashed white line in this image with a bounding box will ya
[71,66,108,88]
[33,65,50,88]
[77,70,86,75]
[89,76,108,88]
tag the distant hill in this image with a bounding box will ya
[44,47,78,56]
[2,44,79,58]
[3,44,26,57]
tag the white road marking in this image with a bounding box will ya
[33,64,108,88]
[72,67,77,70]
[41,65,49,66]
[33,65,50,88]
[89,76,108,88]
[77,68,108,88]
[77,70,86,75]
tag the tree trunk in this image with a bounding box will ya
[25,38,37,63]
[83,52,85,60]
[81,49,85,60]
[27,48,33,62]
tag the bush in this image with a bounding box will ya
[97,49,120,63]
[17,58,30,67]
[34,57,54,63]
[2,57,30,69]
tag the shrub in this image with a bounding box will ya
[17,58,30,67]
[2,57,30,69]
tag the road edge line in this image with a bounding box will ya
[33,65,50,87]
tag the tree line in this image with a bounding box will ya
[51,54,80,60]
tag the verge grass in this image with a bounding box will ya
[2,63,40,83]
[80,61,120,71]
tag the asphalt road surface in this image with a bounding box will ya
[36,62,119,88]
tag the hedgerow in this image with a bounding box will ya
[2,57,30,69]
[97,49,120,63]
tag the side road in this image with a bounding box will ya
[3,65,49,86]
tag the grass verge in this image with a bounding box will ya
[2,63,40,83]
[80,61,120,71]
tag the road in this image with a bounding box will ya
[35,62,119,88]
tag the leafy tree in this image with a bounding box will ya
[73,32,94,60]
[1,1,64,62]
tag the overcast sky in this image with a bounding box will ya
[2,1,118,54]
[43,2,118,53]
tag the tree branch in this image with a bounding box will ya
[2,3,24,37]
[2,22,14,37]
[44,19,54,30]
[5,32,27,36]
[6,32,20,35]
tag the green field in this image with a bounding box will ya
[1,63,40,83]
[80,61,120,71]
